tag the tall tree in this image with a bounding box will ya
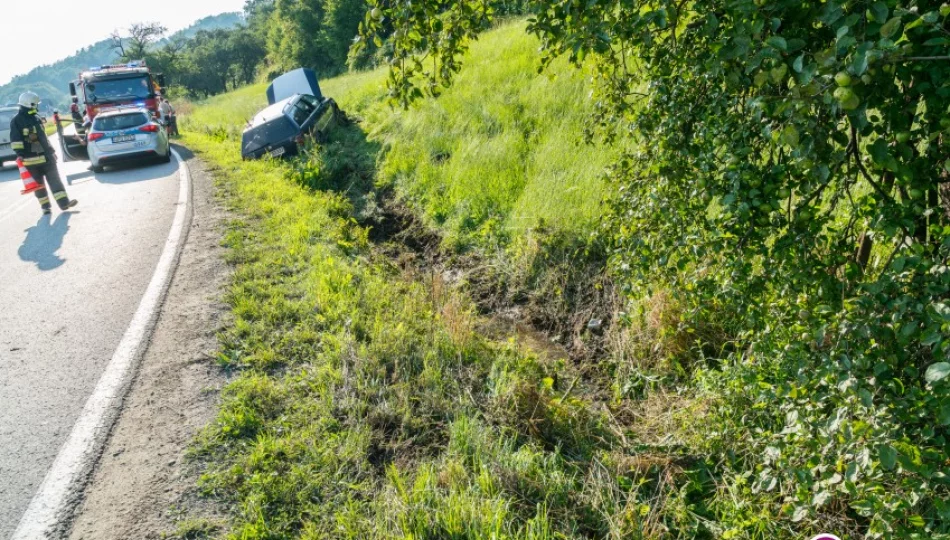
[266,0,366,77]
[111,22,167,61]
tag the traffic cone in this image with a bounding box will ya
[17,158,43,195]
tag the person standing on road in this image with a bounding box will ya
[69,97,85,131]
[9,92,78,215]
[159,98,178,137]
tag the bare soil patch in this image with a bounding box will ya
[68,149,231,540]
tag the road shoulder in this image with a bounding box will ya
[67,149,231,540]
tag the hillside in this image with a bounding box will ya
[175,22,636,539]
[0,12,242,110]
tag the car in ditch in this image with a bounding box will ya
[0,105,20,167]
[241,68,340,160]
[86,107,171,172]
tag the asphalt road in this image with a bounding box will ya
[0,146,181,539]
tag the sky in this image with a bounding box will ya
[0,0,248,86]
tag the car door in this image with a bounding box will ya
[291,96,318,133]
[0,109,16,160]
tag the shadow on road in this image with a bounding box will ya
[95,159,177,185]
[19,212,75,271]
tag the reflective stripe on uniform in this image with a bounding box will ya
[38,196,50,204]
[53,191,68,201]
[11,142,24,150]
[23,156,46,166]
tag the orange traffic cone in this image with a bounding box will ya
[17,158,44,195]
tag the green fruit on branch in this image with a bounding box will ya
[834,87,860,110]
[835,71,853,87]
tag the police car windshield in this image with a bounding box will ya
[86,76,153,103]
[94,113,150,132]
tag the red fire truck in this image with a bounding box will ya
[54,60,166,161]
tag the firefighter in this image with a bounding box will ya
[69,97,83,126]
[9,92,78,215]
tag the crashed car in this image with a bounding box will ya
[241,68,339,160]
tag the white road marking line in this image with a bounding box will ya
[11,149,193,540]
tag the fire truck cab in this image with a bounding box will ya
[55,60,166,161]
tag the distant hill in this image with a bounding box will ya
[0,12,243,111]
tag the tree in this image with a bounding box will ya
[171,27,266,97]
[111,22,168,61]
[266,0,367,77]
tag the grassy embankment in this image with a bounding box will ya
[175,21,695,540]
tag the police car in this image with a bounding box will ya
[86,106,170,172]
[0,105,19,167]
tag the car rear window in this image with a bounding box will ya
[94,113,149,132]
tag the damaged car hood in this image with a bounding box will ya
[266,68,323,105]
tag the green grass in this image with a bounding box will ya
[165,518,221,539]
[184,22,610,253]
[182,21,616,345]
[362,23,613,249]
[180,112,644,540]
[177,21,708,540]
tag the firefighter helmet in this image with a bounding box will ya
[18,91,41,110]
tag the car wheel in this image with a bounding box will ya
[160,151,172,164]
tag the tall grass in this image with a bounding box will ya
[180,105,663,540]
[184,22,610,252]
[182,21,618,351]
[365,23,613,249]
[177,21,710,540]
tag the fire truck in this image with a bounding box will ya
[53,60,166,161]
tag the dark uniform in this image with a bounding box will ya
[70,99,86,133]
[9,107,73,212]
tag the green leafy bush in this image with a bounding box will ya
[367,0,950,537]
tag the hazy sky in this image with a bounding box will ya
[0,0,248,86]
